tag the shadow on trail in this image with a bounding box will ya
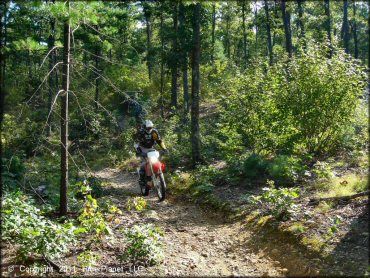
[233,198,369,277]
[321,200,369,276]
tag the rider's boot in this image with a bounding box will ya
[146,176,153,188]
[139,169,146,187]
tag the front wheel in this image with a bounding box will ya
[156,173,166,202]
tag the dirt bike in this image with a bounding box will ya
[137,148,166,202]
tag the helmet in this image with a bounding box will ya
[145,120,154,133]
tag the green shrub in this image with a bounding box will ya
[73,177,103,199]
[326,215,343,240]
[249,180,300,220]
[1,191,75,261]
[160,114,192,169]
[77,250,101,268]
[120,224,164,265]
[312,161,333,179]
[2,114,44,156]
[2,154,26,178]
[2,153,26,191]
[127,197,147,211]
[77,194,113,241]
[189,183,215,199]
[267,155,305,185]
[288,223,306,234]
[216,42,367,155]
[86,176,104,198]
[242,153,268,178]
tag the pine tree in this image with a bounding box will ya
[191,3,201,167]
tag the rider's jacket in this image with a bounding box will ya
[135,128,166,150]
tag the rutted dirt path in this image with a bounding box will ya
[95,168,286,277]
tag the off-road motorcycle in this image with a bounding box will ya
[137,149,166,202]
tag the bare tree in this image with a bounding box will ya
[47,0,56,136]
[94,26,101,111]
[60,2,71,217]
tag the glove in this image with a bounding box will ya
[135,146,142,157]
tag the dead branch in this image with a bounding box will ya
[308,190,369,205]
[42,255,61,272]
[40,46,62,69]
[27,182,47,205]
[26,61,63,105]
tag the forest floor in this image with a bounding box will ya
[207,166,369,277]
[1,166,367,277]
[89,168,286,277]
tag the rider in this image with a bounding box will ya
[134,120,169,187]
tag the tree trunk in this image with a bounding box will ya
[27,48,32,95]
[47,7,55,137]
[0,0,5,128]
[171,1,179,109]
[297,0,307,51]
[0,0,4,191]
[143,2,152,80]
[160,8,165,119]
[60,5,71,217]
[226,8,231,65]
[95,46,101,111]
[254,1,258,57]
[242,1,248,69]
[324,0,333,58]
[342,0,350,54]
[352,0,358,59]
[281,0,293,58]
[191,3,201,168]
[54,48,59,98]
[1,0,7,120]
[368,0,370,93]
[1,0,7,94]
[211,4,216,64]
[273,0,278,47]
[264,0,273,65]
[83,50,88,73]
[179,3,189,114]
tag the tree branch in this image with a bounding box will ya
[308,191,369,205]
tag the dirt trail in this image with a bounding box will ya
[95,168,286,277]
